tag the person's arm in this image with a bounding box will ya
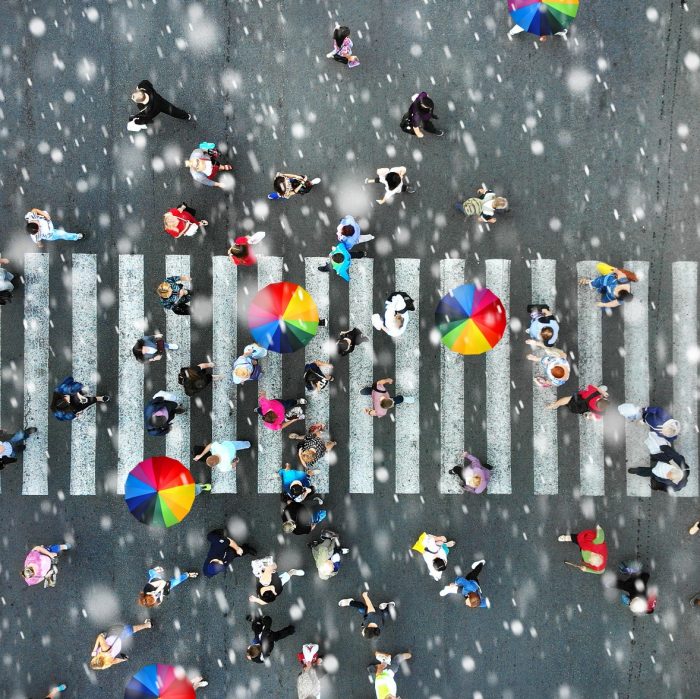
[193,443,212,461]
[596,300,620,308]
[31,208,51,219]
[547,396,572,410]
[376,378,393,386]
[226,536,244,555]
[364,408,377,416]
[280,417,302,429]
[248,595,267,605]
[412,126,424,138]
[591,385,609,398]
[34,545,58,558]
[362,591,376,613]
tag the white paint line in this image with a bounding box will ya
[165,255,191,466]
[439,259,465,495]
[117,255,145,494]
[623,261,651,497]
[349,258,375,493]
[22,253,50,495]
[70,254,97,495]
[485,259,512,494]
[211,257,238,494]
[395,259,420,494]
[304,258,330,494]
[672,261,698,497]
[257,256,284,493]
[531,259,558,495]
[577,261,604,496]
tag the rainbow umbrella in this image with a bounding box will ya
[125,664,195,699]
[248,282,319,353]
[509,0,579,36]
[435,284,506,355]
[124,457,195,528]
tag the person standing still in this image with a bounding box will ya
[400,91,444,137]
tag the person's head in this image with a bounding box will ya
[337,337,351,355]
[385,171,402,190]
[185,157,206,172]
[228,243,247,259]
[467,474,482,488]
[233,366,252,381]
[341,224,355,238]
[393,314,405,329]
[163,211,179,231]
[26,221,39,236]
[432,558,447,572]
[418,95,434,114]
[362,624,381,639]
[206,454,221,468]
[618,268,639,283]
[331,252,345,265]
[282,519,297,534]
[157,282,172,299]
[138,592,158,607]
[379,397,395,411]
[90,653,114,670]
[661,419,681,438]
[320,560,336,577]
[551,365,566,380]
[260,589,276,603]
[465,592,481,608]
[21,566,36,580]
[616,289,634,303]
[262,410,280,424]
[334,25,351,46]
[289,482,304,498]
[53,395,71,411]
[493,196,509,210]
[150,413,168,429]
[541,327,554,343]
[131,88,147,104]
[629,597,648,615]
[273,176,287,195]
[300,447,317,464]
[246,644,262,661]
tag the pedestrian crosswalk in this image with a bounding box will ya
[3,253,698,498]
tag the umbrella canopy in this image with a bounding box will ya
[509,0,579,36]
[125,664,195,699]
[435,284,507,355]
[124,457,195,527]
[248,282,319,353]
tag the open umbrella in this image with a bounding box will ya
[124,457,195,527]
[509,0,579,36]
[125,664,195,699]
[248,282,319,353]
[435,284,506,355]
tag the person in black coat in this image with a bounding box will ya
[281,497,327,535]
[143,390,184,436]
[628,444,690,492]
[245,615,295,663]
[202,529,256,578]
[130,80,191,125]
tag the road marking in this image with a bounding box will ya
[70,254,97,495]
[211,257,238,493]
[22,253,50,495]
[304,258,330,494]
[165,256,191,466]
[623,261,650,497]
[577,261,604,496]
[349,258,374,493]
[257,256,284,493]
[395,259,420,494]
[672,261,698,497]
[439,258,465,494]
[530,259,558,495]
[117,255,145,494]
[485,259,512,494]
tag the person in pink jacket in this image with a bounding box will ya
[256,392,306,431]
[448,452,491,494]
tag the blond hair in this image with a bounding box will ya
[90,653,115,670]
[157,282,172,299]
[493,196,508,210]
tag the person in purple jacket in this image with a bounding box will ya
[400,91,444,138]
[448,452,491,494]
[439,560,489,608]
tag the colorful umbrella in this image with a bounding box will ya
[125,664,195,699]
[124,457,195,528]
[435,284,506,355]
[509,0,579,36]
[248,282,319,353]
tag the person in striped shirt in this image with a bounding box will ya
[25,209,83,246]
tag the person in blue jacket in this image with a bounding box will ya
[439,560,490,608]
[317,241,367,281]
[278,463,315,503]
[335,215,375,249]
[50,377,109,421]
[144,390,184,436]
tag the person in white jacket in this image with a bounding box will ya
[417,534,455,581]
[372,291,415,337]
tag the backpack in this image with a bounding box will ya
[461,197,484,216]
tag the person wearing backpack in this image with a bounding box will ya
[178,362,217,397]
[143,390,184,436]
[547,384,609,420]
[50,377,109,421]
[456,185,509,223]
[579,263,638,309]
[400,91,443,137]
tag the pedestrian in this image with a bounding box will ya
[0,257,16,305]
[282,497,327,535]
[296,644,322,699]
[279,463,315,502]
[184,142,233,188]
[233,342,268,384]
[456,185,509,223]
[257,392,306,431]
[268,172,321,200]
[400,91,444,138]
[615,562,657,615]
[246,614,296,663]
[25,208,83,246]
[304,360,334,393]
[372,292,415,337]
[249,556,305,606]
[162,203,208,239]
[448,451,491,494]
[132,334,179,363]
[193,439,251,472]
[128,79,191,128]
[89,620,153,670]
[627,444,690,493]
[557,525,608,574]
[51,377,109,421]
[21,543,72,588]
[308,530,350,580]
[368,651,412,699]
[361,377,415,418]
[547,384,609,420]
[338,591,395,638]
[617,404,681,443]
[439,560,490,607]
[144,390,185,436]
[411,532,455,581]
[579,263,638,309]
[157,274,192,314]
[526,345,571,388]
[178,362,218,397]
[0,426,38,470]
[336,327,369,356]
[317,241,367,281]
[335,215,375,248]
[138,566,198,608]
[526,304,560,348]
[289,423,336,470]
[364,166,415,205]
[326,25,360,67]
[228,231,266,267]
[202,528,257,577]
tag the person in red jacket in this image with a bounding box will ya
[162,203,208,239]
[228,231,266,266]
[557,525,608,574]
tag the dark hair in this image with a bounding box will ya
[132,339,147,362]
[418,95,434,114]
[273,176,286,195]
[541,327,554,341]
[337,337,351,356]
[363,625,381,638]
[341,225,355,237]
[331,252,345,265]
[26,222,39,234]
[263,410,278,424]
[385,172,402,190]
[229,243,247,259]
[433,558,447,571]
[150,413,168,428]
[53,396,71,411]
[290,482,304,497]
[247,645,261,660]
[260,589,276,603]
[334,26,350,47]
[617,290,633,302]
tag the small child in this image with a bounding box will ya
[228,231,266,266]
[326,26,360,67]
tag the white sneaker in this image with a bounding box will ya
[167,343,179,350]
[439,588,450,597]
[77,234,84,240]
[310,177,321,185]
[471,559,486,569]
[338,598,352,607]
[292,569,305,577]
[341,548,350,554]
[557,534,572,542]
[378,601,395,610]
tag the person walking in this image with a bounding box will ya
[289,423,336,470]
[617,404,681,443]
[547,384,609,420]
[21,543,72,588]
[144,390,185,436]
[372,292,415,337]
[368,651,413,699]
[557,525,608,574]
[138,566,198,608]
[579,264,638,309]
[364,167,415,205]
[336,327,369,356]
[228,231,266,266]
[249,556,305,606]
[627,444,690,493]
[279,464,314,503]
[439,560,490,607]
[508,21,567,41]
[202,528,257,577]
[338,591,395,639]
[162,203,208,239]
[326,25,360,67]
[51,377,109,421]
[296,644,322,699]
[526,345,571,388]
[132,334,179,363]
[178,362,218,397]
[268,172,321,200]
[25,208,83,246]
[233,343,268,384]
[282,497,327,535]
[412,533,454,581]
[193,439,251,472]
[317,241,367,281]
[89,620,153,670]
[308,530,350,580]
[157,274,192,314]
[448,452,491,494]
[246,614,296,663]
[257,392,306,431]
[361,377,415,417]
[526,304,560,348]
[0,426,38,470]
[184,142,233,188]
[456,185,509,223]
[400,91,443,137]
[304,360,334,393]
[129,79,191,126]
[0,257,16,305]
[615,562,657,615]
[335,215,375,248]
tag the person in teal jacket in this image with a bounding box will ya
[317,242,367,281]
